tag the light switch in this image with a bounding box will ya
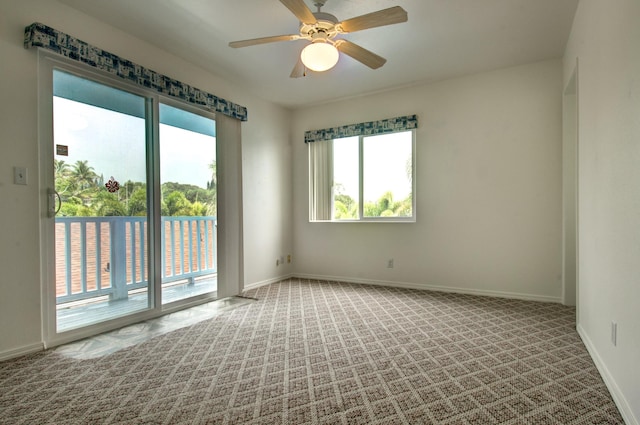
[14,167,27,185]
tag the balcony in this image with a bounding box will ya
[55,215,217,331]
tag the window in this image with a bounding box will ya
[309,128,416,222]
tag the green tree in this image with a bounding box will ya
[206,161,217,215]
[207,161,216,192]
[363,191,412,218]
[127,186,147,216]
[58,196,93,217]
[164,191,193,216]
[94,191,127,216]
[54,159,70,177]
[334,194,358,219]
[71,160,98,191]
[190,201,207,217]
[52,158,219,218]
[54,159,74,198]
[333,183,358,219]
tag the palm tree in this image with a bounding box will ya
[54,159,73,196]
[206,160,217,216]
[54,159,70,177]
[207,160,217,191]
[363,191,412,218]
[71,160,98,191]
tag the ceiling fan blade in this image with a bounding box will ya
[290,57,306,78]
[335,40,386,69]
[229,34,300,48]
[280,0,317,24]
[338,6,408,33]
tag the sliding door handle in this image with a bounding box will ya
[48,189,61,217]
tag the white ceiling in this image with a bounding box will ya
[58,0,579,109]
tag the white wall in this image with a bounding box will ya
[562,71,578,307]
[2,3,637,420]
[564,0,640,423]
[0,0,293,358]
[292,59,563,302]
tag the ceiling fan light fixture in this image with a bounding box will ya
[229,0,409,77]
[300,41,339,72]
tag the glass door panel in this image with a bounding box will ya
[53,70,151,332]
[159,103,217,304]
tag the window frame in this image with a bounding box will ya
[38,50,229,347]
[309,128,416,223]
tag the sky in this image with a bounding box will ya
[333,132,413,203]
[53,97,216,189]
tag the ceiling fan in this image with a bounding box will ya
[228,0,408,77]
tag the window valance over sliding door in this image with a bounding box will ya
[24,22,248,122]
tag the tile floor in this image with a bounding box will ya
[54,296,256,359]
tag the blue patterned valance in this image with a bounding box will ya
[305,114,417,143]
[24,23,248,122]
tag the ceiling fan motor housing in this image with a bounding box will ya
[300,12,339,42]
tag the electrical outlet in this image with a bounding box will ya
[287,255,291,263]
[611,321,617,346]
[276,258,280,267]
[280,256,285,265]
[387,258,394,268]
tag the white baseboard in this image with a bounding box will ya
[577,325,638,425]
[243,273,293,292]
[292,273,562,303]
[0,342,44,362]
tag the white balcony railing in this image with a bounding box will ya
[55,216,217,305]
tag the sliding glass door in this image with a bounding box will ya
[43,60,218,342]
[53,69,152,332]
[159,103,217,304]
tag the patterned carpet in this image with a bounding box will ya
[0,279,624,424]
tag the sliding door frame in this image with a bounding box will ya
[38,51,232,348]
